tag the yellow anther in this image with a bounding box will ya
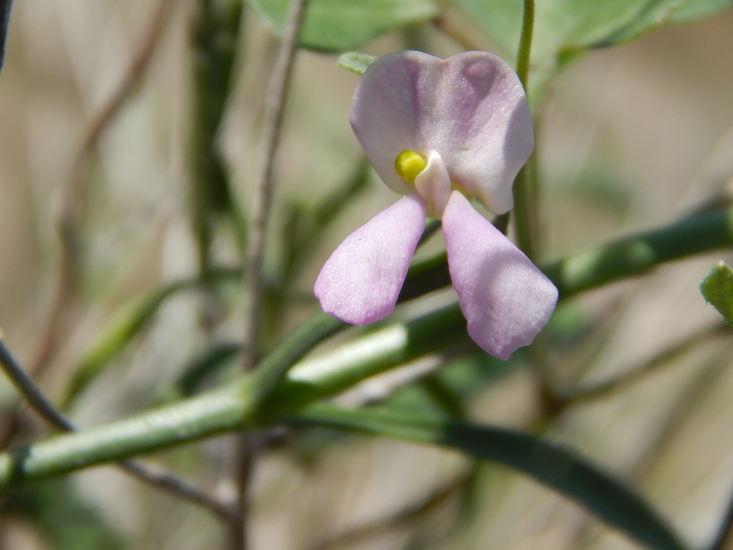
[394,150,427,184]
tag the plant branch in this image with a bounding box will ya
[516,0,535,91]
[511,0,537,260]
[0,336,235,521]
[405,204,733,301]
[235,0,309,547]
[1,205,733,487]
[241,0,308,373]
[0,0,184,457]
[544,206,733,298]
[29,0,179,383]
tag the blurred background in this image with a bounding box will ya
[0,0,733,548]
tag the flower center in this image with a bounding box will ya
[394,150,427,184]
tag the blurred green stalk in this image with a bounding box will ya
[512,0,538,260]
[190,0,245,277]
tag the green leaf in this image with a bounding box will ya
[700,261,733,326]
[453,0,732,99]
[249,0,439,52]
[336,51,377,74]
[669,0,732,23]
[604,0,733,43]
[291,404,688,550]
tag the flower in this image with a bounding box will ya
[314,50,558,360]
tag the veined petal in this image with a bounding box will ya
[442,192,557,360]
[350,51,440,196]
[315,194,427,325]
[351,51,533,213]
[428,52,533,215]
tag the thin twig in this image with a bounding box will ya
[240,0,309,373]
[516,0,535,92]
[308,473,469,550]
[0,0,179,454]
[117,460,236,522]
[562,322,727,404]
[512,0,537,261]
[29,0,178,382]
[0,335,236,522]
[233,1,309,548]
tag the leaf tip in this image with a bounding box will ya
[700,261,733,326]
[337,51,377,75]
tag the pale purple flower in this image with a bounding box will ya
[314,51,558,360]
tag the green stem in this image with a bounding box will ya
[258,304,469,420]
[512,0,537,259]
[0,305,465,489]
[250,311,344,406]
[3,206,733,487]
[544,207,733,298]
[516,0,535,91]
[402,205,733,300]
[0,381,255,489]
[512,164,537,260]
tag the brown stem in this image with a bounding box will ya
[0,0,179,453]
[232,0,309,548]
[32,0,178,380]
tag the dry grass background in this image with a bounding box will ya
[0,1,733,548]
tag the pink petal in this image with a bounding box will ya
[442,192,557,360]
[350,51,533,214]
[349,51,438,197]
[314,194,427,325]
[427,52,533,215]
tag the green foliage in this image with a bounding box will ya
[249,0,439,51]
[6,478,123,550]
[336,51,377,74]
[605,0,733,43]
[453,0,732,98]
[700,261,733,326]
[670,0,732,22]
[293,404,688,550]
